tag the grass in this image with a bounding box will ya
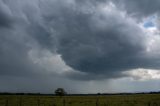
[0,94,160,106]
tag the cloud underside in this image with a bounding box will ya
[0,0,160,81]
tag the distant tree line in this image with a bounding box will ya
[1,90,160,96]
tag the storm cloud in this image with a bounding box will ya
[48,0,160,77]
[0,0,160,93]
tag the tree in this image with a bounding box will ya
[55,88,67,96]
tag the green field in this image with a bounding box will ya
[0,94,160,106]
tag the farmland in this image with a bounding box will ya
[0,94,160,106]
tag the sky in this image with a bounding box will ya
[1,0,160,94]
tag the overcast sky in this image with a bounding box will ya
[1,0,160,94]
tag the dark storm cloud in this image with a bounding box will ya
[48,0,160,79]
[27,24,56,51]
[51,1,149,77]
[0,0,160,82]
[0,11,12,27]
[0,1,12,27]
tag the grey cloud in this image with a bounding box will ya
[0,11,12,27]
[27,24,56,51]
[0,1,68,94]
[0,0,50,77]
[40,0,160,80]
[1,0,160,93]
[0,1,12,27]
[51,2,148,78]
[0,28,39,76]
[113,0,160,19]
[1,0,160,83]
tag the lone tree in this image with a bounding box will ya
[55,88,67,96]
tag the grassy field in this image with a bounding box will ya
[0,94,160,106]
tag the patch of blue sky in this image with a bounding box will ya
[143,21,155,28]
[143,15,156,28]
